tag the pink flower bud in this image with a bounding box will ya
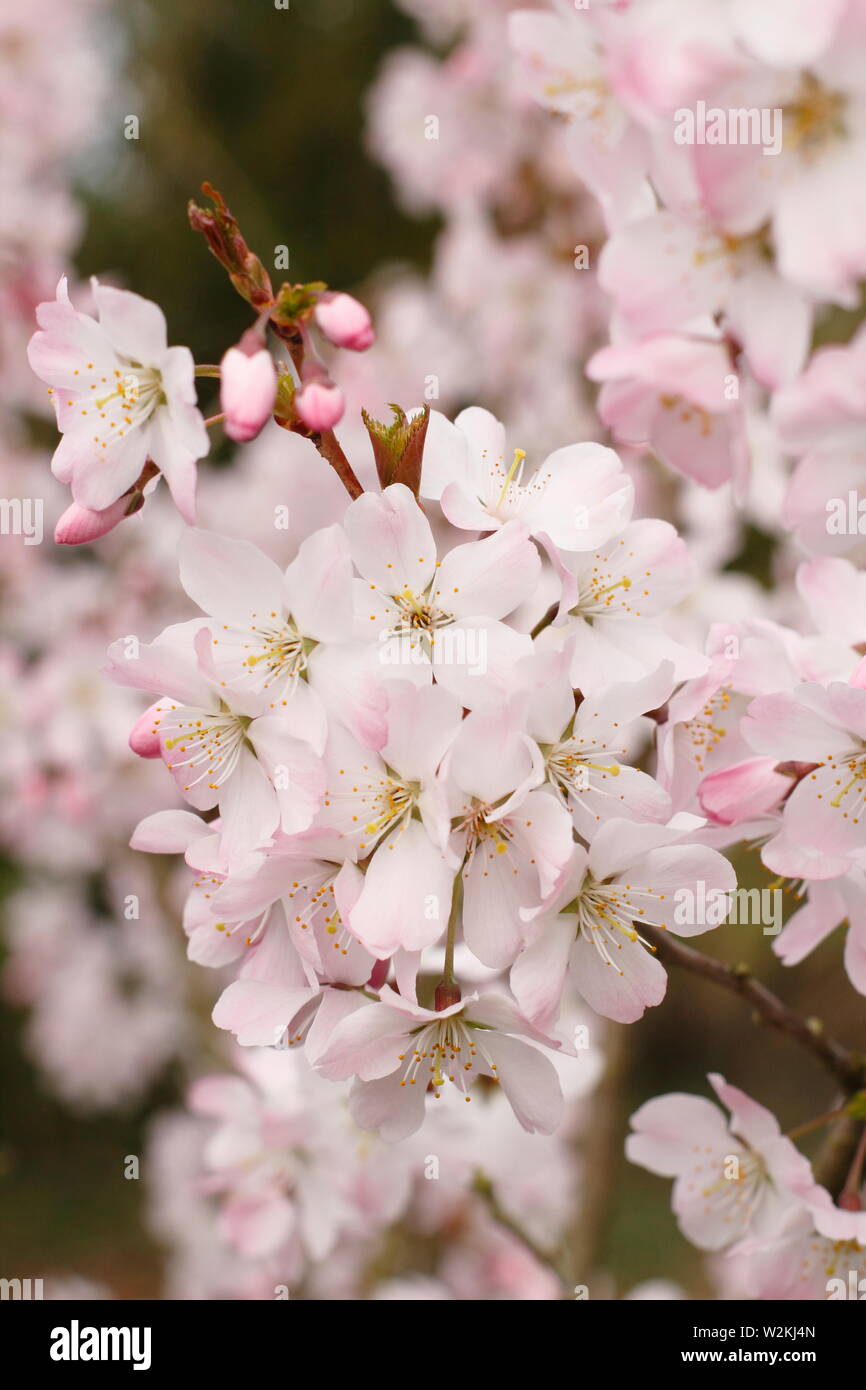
[129,703,164,759]
[295,380,345,431]
[220,346,277,442]
[314,292,375,352]
[55,497,129,545]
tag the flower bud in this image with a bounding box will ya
[220,346,277,442]
[129,703,164,759]
[295,380,344,431]
[54,498,129,545]
[314,292,375,351]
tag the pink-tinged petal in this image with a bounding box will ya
[91,281,168,360]
[480,1032,563,1135]
[71,428,149,512]
[303,988,367,1067]
[523,443,634,551]
[725,264,810,390]
[699,758,790,825]
[212,980,316,1047]
[599,213,726,337]
[186,914,247,968]
[571,932,667,1023]
[419,408,479,500]
[588,335,736,416]
[380,680,463,784]
[741,688,858,761]
[128,702,164,757]
[627,845,736,935]
[130,809,209,853]
[348,821,454,957]
[179,528,284,624]
[440,482,499,532]
[55,496,131,545]
[148,409,199,524]
[760,826,856,882]
[432,521,540,621]
[570,765,672,840]
[781,764,866,863]
[246,717,326,833]
[507,789,574,900]
[627,1093,729,1176]
[510,918,574,1029]
[731,0,845,65]
[797,556,866,645]
[843,917,866,996]
[430,618,533,711]
[188,1073,256,1122]
[707,1073,780,1150]
[105,623,212,706]
[461,845,535,970]
[344,483,437,593]
[586,818,686,882]
[773,882,845,967]
[216,746,280,865]
[307,642,389,749]
[575,660,677,735]
[448,701,539,805]
[283,525,354,642]
[316,1001,408,1081]
[348,1073,427,1141]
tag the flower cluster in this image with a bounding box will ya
[9,0,866,1303]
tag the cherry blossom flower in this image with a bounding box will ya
[28,277,209,521]
[626,1073,815,1251]
[512,819,736,1024]
[421,406,633,549]
[317,986,567,1141]
[105,621,326,868]
[344,482,540,708]
[741,664,866,878]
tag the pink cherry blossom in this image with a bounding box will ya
[28,277,209,521]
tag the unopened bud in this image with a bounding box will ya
[129,703,164,759]
[314,292,375,351]
[220,345,277,442]
[295,379,344,431]
[55,498,130,545]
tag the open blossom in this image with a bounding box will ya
[322,679,459,959]
[421,406,633,549]
[587,332,750,491]
[512,819,736,1025]
[510,643,675,838]
[106,621,326,869]
[317,986,568,1141]
[27,277,209,521]
[441,702,574,969]
[541,518,707,692]
[626,1074,815,1251]
[771,872,866,996]
[741,664,866,878]
[344,481,540,707]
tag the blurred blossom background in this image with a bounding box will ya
[1,0,863,1300]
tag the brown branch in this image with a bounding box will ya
[311,427,364,499]
[641,925,866,1093]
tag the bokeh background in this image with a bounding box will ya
[2,0,864,1299]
